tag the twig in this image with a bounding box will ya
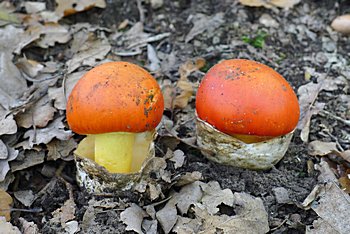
[320,110,350,127]
[136,0,145,23]
[127,32,171,49]
[21,71,63,83]
[0,208,43,213]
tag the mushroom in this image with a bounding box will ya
[195,59,300,170]
[66,61,164,173]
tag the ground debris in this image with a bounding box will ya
[185,13,224,43]
[0,217,20,234]
[239,0,300,9]
[120,203,148,234]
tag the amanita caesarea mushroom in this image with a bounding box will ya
[195,59,300,170]
[66,61,164,174]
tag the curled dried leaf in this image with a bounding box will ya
[0,189,13,221]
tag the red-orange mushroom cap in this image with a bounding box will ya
[196,59,300,137]
[66,61,164,134]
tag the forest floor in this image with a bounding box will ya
[0,0,350,233]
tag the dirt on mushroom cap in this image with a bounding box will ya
[66,61,164,134]
[196,59,300,137]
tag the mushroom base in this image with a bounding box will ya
[74,130,156,193]
[196,118,294,170]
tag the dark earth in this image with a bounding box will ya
[5,0,350,233]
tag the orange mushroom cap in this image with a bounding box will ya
[196,59,300,137]
[66,62,164,134]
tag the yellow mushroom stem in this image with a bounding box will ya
[74,131,155,173]
[95,132,135,173]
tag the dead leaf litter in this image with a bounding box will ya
[0,0,349,233]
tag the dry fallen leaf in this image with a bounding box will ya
[156,181,203,233]
[47,138,77,161]
[13,190,35,207]
[339,172,350,194]
[0,144,18,182]
[16,95,56,128]
[23,117,73,148]
[48,71,85,110]
[0,140,7,159]
[304,182,350,233]
[0,189,13,221]
[239,0,300,9]
[0,51,27,109]
[34,22,71,48]
[193,192,269,234]
[142,219,158,234]
[297,74,345,142]
[0,112,17,136]
[10,150,45,172]
[308,140,350,163]
[23,1,46,14]
[120,203,149,234]
[66,33,111,73]
[169,150,185,169]
[0,24,41,54]
[163,58,205,110]
[16,57,44,78]
[172,216,202,234]
[308,141,338,156]
[200,181,234,215]
[0,1,19,25]
[0,217,20,234]
[147,44,161,72]
[18,217,40,234]
[175,171,203,187]
[185,13,224,43]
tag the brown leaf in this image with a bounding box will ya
[339,174,350,194]
[33,22,71,48]
[15,57,44,78]
[200,181,234,215]
[0,189,13,221]
[297,74,344,142]
[0,113,17,136]
[164,58,205,110]
[120,203,148,234]
[193,192,269,234]
[16,95,56,128]
[23,117,73,148]
[0,51,28,109]
[66,33,111,73]
[304,183,350,233]
[185,13,224,43]
[47,138,77,161]
[0,217,20,234]
[308,141,338,156]
[308,140,350,163]
[0,140,7,159]
[172,79,193,109]
[0,143,18,182]
[156,181,203,233]
[18,217,39,234]
[48,71,85,110]
[10,150,45,172]
[0,24,41,54]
